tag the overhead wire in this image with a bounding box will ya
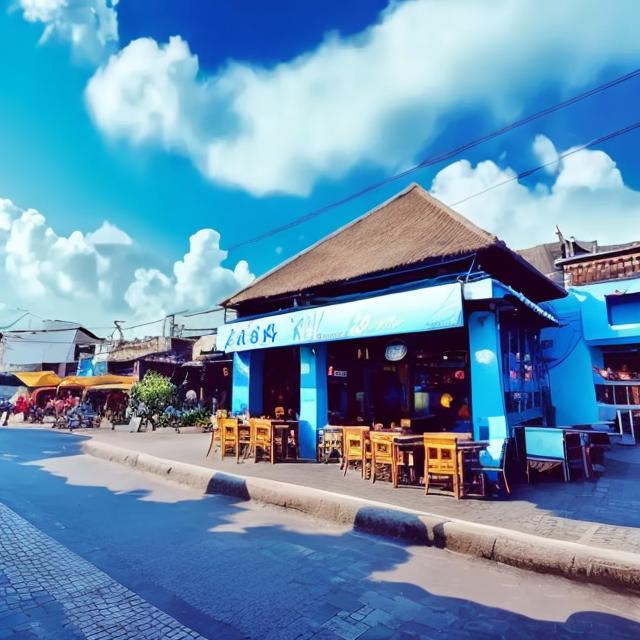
[72,118,640,336]
[13,68,639,337]
[228,66,640,251]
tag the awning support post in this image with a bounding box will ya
[299,344,328,459]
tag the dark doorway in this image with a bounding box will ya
[262,347,300,418]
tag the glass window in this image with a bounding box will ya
[500,323,548,420]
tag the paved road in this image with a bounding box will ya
[0,428,639,639]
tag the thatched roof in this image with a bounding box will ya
[225,183,563,307]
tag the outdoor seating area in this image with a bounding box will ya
[202,408,615,499]
[207,412,299,464]
[337,424,504,499]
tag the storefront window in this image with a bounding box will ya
[327,330,470,431]
[501,322,548,421]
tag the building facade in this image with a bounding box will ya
[538,241,640,442]
[219,184,564,458]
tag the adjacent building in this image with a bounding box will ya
[0,321,102,375]
[525,236,640,442]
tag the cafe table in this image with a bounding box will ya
[392,434,424,485]
[270,420,300,462]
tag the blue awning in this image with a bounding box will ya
[463,278,559,325]
[218,282,464,352]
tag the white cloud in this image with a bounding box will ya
[86,220,132,245]
[85,0,640,196]
[533,134,560,175]
[125,229,254,321]
[0,198,253,327]
[429,135,640,247]
[19,0,119,62]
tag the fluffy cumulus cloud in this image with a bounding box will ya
[18,0,119,61]
[0,198,253,327]
[429,136,640,247]
[85,0,640,196]
[124,229,253,321]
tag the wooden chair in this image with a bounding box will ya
[564,431,587,480]
[341,427,371,478]
[424,435,461,499]
[317,427,343,463]
[219,418,239,461]
[370,432,398,486]
[250,418,273,463]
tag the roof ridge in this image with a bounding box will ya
[407,182,498,243]
[220,183,425,305]
[222,182,532,308]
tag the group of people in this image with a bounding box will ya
[10,391,82,424]
[595,363,640,381]
[3,390,126,428]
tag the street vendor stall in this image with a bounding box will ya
[12,371,62,388]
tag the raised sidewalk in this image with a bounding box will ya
[80,428,640,592]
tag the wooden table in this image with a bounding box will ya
[392,434,424,485]
[271,420,299,462]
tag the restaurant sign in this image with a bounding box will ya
[218,282,463,353]
[385,341,408,362]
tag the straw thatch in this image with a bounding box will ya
[225,183,562,307]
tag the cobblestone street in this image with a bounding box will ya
[0,503,204,639]
[1,428,639,639]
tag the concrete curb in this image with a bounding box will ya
[81,439,640,593]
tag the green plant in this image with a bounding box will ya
[130,371,177,429]
[179,407,210,427]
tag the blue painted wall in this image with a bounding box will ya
[572,277,640,344]
[468,310,507,440]
[542,276,640,426]
[299,344,328,459]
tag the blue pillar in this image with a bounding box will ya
[299,344,328,460]
[231,350,264,416]
[468,311,507,440]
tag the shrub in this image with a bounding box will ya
[130,371,177,429]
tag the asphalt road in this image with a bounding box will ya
[0,427,639,639]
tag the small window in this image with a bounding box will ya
[607,292,640,326]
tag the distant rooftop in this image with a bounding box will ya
[518,236,640,288]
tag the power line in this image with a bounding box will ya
[449,120,640,208]
[89,120,640,336]
[39,122,640,340]
[228,66,640,251]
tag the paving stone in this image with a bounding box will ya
[0,503,205,640]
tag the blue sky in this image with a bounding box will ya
[1,0,640,333]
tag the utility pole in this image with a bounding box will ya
[165,314,176,337]
[113,320,125,343]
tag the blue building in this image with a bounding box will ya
[529,237,640,443]
[218,184,565,458]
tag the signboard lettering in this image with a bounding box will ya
[218,282,463,352]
